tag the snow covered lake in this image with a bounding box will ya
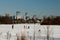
[0,24,60,40]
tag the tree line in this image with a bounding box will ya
[0,14,60,25]
[41,16,60,25]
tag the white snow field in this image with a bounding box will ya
[0,24,60,40]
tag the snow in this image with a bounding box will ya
[0,24,60,40]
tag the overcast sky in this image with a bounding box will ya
[0,0,60,18]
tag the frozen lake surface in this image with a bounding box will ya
[0,24,60,40]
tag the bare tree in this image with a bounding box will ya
[16,11,20,23]
[41,25,54,40]
[7,31,11,40]
[33,15,37,19]
[25,12,28,21]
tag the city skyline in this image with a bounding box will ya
[0,0,60,18]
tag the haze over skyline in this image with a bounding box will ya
[0,0,60,18]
